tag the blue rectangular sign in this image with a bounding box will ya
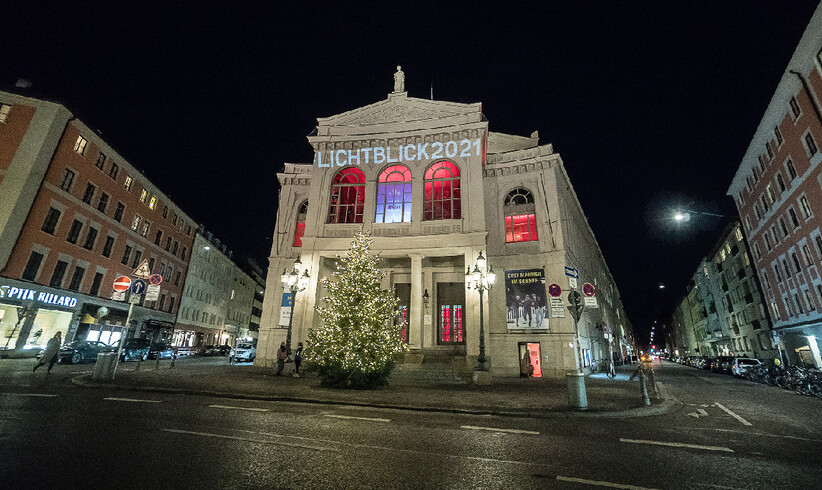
[564,266,579,278]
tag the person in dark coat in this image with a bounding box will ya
[33,332,62,373]
[276,342,287,376]
[293,342,303,378]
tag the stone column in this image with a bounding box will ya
[409,254,423,348]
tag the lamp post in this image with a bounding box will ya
[466,251,495,372]
[280,256,310,355]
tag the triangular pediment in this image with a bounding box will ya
[316,94,482,133]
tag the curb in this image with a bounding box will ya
[72,374,682,420]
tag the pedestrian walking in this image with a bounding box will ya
[275,342,287,376]
[293,342,303,377]
[33,332,62,373]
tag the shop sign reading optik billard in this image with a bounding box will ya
[315,138,482,168]
[0,285,78,307]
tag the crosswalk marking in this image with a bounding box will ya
[715,402,752,426]
[461,425,540,435]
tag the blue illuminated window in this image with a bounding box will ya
[375,165,412,223]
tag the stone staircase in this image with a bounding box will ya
[390,351,471,385]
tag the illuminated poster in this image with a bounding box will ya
[279,293,293,327]
[504,269,548,330]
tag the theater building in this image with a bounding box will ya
[0,90,195,354]
[257,77,633,379]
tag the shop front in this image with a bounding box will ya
[1,280,79,356]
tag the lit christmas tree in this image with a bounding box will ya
[306,231,408,388]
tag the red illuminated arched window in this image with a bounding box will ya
[504,188,538,242]
[329,168,365,223]
[293,200,308,247]
[424,161,461,221]
[376,165,412,223]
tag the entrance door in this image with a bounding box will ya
[395,283,411,343]
[437,283,465,345]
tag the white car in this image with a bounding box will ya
[731,358,761,377]
[230,342,256,363]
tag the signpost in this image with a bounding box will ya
[566,290,587,410]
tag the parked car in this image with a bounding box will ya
[702,357,716,370]
[204,345,231,356]
[148,343,175,360]
[59,340,117,364]
[713,356,735,374]
[732,358,762,377]
[118,339,150,361]
[230,342,256,363]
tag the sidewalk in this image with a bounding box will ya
[73,358,679,418]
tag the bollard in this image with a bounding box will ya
[136,356,141,371]
[155,354,160,370]
[639,370,651,406]
[170,354,176,369]
[566,372,588,410]
[648,366,659,397]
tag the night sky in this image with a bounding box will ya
[3,2,818,342]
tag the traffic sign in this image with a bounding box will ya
[113,275,132,292]
[582,283,596,297]
[548,284,562,297]
[569,277,578,289]
[145,284,161,301]
[131,279,146,295]
[564,266,579,278]
[132,259,151,279]
[149,274,163,285]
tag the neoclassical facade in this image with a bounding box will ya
[257,88,634,379]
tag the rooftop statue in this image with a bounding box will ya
[393,65,405,93]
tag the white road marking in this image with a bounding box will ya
[104,397,161,403]
[714,402,752,426]
[686,427,822,442]
[324,414,390,423]
[556,475,657,489]
[461,425,540,435]
[161,428,337,452]
[208,404,269,412]
[696,408,708,416]
[1,393,57,397]
[620,438,733,453]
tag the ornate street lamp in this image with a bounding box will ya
[281,256,310,355]
[466,251,495,371]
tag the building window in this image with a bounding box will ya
[799,195,812,219]
[82,227,98,250]
[784,296,793,316]
[783,259,792,278]
[154,229,163,245]
[113,202,125,223]
[789,96,801,119]
[766,184,776,204]
[121,245,132,265]
[97,193,109,214]
[0,103,11,123]
[66,220,83,244]
[89,272,104,296]
[148,257,155,271]
[174,271,181,286]
[67,266,85,292]
[765,143,773,160]
[776,172,786,193]
[140,189,148,203]
[149,195,157,210]
[788,208,800,228]
[779,218,789,237]
[41,208,61,235]
[773,263,783,283]
[753,204,761,221]
[504,188,538,243]
[172,241,178,255]
[775,126,783,145]
[169,297,175,313]
[102,236,115,257]
[95,152,106,170]
[424,161,461,221]
[162,206,169,219]
[124,175,133,191]
[328,167,366,224]
[81,183,95,204]
[22,251,44,281]
[140,221,150,237]
[131,250,142,269]
[762,270,771,290]
[805,290,817,311]
[764,234,772,251]
[753,243,761,260]
[50,261,69,288]
[181,247,187,261]
[795,294,804,314]
[792,252,801,273]
[375,165,412,223]
[73,135,87,155]
[60,169,75,192]
[108,162,119,180]
[760,194,769,212]
[786,159,797,181]
[802,245,813,266]
[165,237,171,251]
[804,132,818,158]
[131,215,141,231]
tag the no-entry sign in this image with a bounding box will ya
[113,275,131,292]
